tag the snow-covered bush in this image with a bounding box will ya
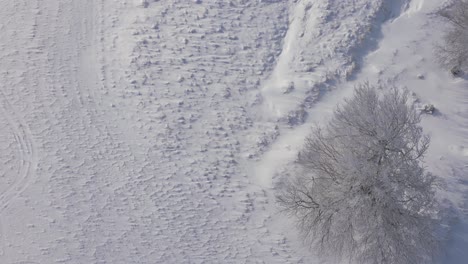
[277,84,438,264]
[421,103,436,115]
[437,0,468,72]
[450,65,463,77]
[285,107,307,126]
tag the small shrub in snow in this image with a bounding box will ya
[450,65,463,77]
[421,103,436,115]
[285,107,306,126]
[282,81,295,94]
[277,84,438,264]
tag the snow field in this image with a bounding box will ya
[0,0,466,263]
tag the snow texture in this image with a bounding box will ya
[0,0,465,263]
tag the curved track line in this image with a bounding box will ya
[0,90,38,211]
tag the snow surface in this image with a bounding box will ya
[0,0,466,263]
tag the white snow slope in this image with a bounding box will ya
[0,0,466,263]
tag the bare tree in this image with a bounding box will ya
[277,84,438,264]
[436,0,468,72]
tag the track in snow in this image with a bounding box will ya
[0,70,38,264]
[0,91,38,212]
[0,0,466,262]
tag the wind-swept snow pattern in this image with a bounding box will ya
[260,0,409,120]
[0,0,466,263]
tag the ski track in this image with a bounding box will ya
[0,90,38,211]
[1,0,304,263]
[0,91,38,261]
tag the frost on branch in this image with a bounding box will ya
[436,0,468,73]
[277,83,438,264]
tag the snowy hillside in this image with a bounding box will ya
[0,0,466,263]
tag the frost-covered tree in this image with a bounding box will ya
[277,84,438,264]
[436,0,468,71]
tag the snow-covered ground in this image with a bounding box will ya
[0,0,466,263]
